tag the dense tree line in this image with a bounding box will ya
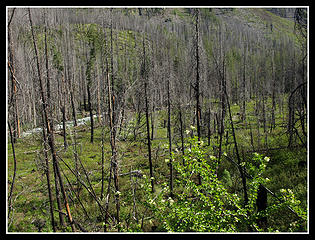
[8,8,306,142]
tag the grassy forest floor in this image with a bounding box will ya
[7,97,307,232]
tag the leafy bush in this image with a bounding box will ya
[139,136,307,232]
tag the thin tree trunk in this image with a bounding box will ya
[194,9,202,186]
[43,19,65,229]
[224,81,249,210]
[61,73,67,149]
[167,75,173,197]
[66,28,77,127]
[110,11,120,229]
[143,35,154,193]
[86,41,95,143]
[29,9,76,232]
[207,108,211,146]
[97,64,102,123]
[70,90,77,127]
[270,50,276,132]
[178,104,185,160]
[145,81,154,193]
[218,60,226,168]
[41,114,56,232]
[8,8,20,142]
[241,44,246,122]
[7,121,17,221]
[103,68,113,232]
[53,160,66,228]
[43,23,56,231]
[151,101,155,140]
[101,124,105,200]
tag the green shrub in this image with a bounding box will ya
[139,136,307,232]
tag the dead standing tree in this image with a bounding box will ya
[7,121,17,224]
[166,46,173,197]
[8,8,20,143]
[28,8,76,232]
[7,8,18,224]
[192,9,202,185]
[43,15,57,231]
[86,37,96,144]
[142,33,155,193]
[104,9,120,231]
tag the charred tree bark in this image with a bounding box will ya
[43,22,56,232]
[43,19,65,229]
[194,9,202,186]
[86,41,95,143]
[207,108,211,146]
[224,79,249,214]
[288,82,307,148]
[195,10,201,144]
[178,104,185,160]
[218,59,226,168]
[256,184,268,230]
[103,56,113,232]
[61,74,67,149]
[145,81,154,193]
[29,9,76,232]
[105,10,120,230]
[41,115,56,232]
[7,121,17,222]
[143,34,155,193]
[111,15,120,230]
[167,74,173,197]
[241,44,246,122]
[151,101,155,140]
[270,50,276,132]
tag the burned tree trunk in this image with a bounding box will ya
[167,73,173,197]
[256,184,268,229]
[29,9,76,232]
[241,44,247,122]
[43,21,57,232]
[143,34,155,193]
[195,9,201,144]
[86,41,96,143]
[178,104,185,160]
[61,74,67,149]
[105,11,120,230]
[207,108,211,146]
[194,9,202,186]
[224,78,249,218]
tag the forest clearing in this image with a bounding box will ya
[7,7,308,233]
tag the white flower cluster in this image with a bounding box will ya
[168,197,174,205]
[264,156,270,162]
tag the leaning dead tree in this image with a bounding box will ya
[104,9,120,231]
[288,82,307,148]
[43,15,57,232]
[28,8,76,232]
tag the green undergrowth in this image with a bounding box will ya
[7,99,307,232]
